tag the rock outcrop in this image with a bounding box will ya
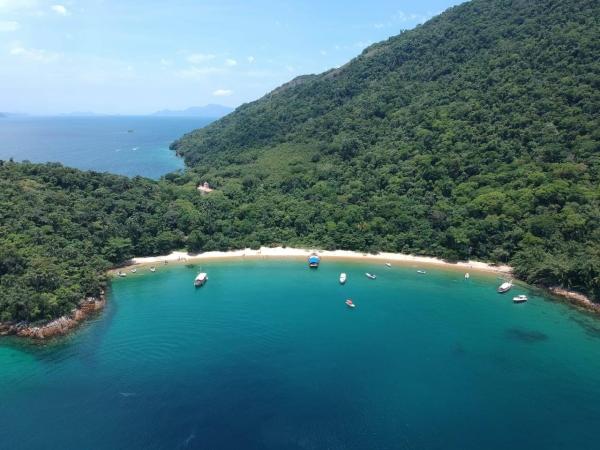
[549,287,600,313]
[0,294,106,340]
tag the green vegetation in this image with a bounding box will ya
[172,0,600,301]
[1,0,599,323]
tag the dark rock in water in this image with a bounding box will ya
[506,328,548,343]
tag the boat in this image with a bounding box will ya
[365,273,376,280]
[308,254,320,268]
[417,270,427,274]
[385,263,392,267]
[130,268,137,273]
[345,299,356,308]
[150,266,156,272]
[497,280,513,293]
[194,272,208,287]
[464,272,470,279]
[513,294,528,303]
[117,271,126,277]
[339,273,347,284]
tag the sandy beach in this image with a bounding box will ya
[127,247,513,274]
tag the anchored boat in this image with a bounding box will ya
[339,273,347,284]
[417,270,427,274]
[308,254,320,268]
[345,299,356,308]
[513,294,528,303]
[194,272,208,287]
[365,273,376,280]
[497,280,513,293]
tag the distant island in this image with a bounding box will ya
[151,104,233,118]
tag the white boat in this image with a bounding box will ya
[345,299,356,308]
[385,263,392,267]
[194,272,208,287]
[150,266,156,272]
[464,272,470,279]
[513,294,528,303]
[118,271,126,277]
[339,273,347,284]
[365,273,376,280]
[130,268,137,273]
[417,270,426,274]
[497,281,513,293]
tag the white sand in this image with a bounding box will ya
[129,247,512,274]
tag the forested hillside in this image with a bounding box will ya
[1,0,599,323]
[0,162,180,322]
[172,0,600,300]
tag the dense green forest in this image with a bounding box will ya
[172,0,600,300]
[1,0,599,323]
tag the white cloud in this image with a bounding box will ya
[177,66,225,79]
[0,20,19,32]
[160,58,172,66]
[213,89,233,97]
[51,4,69,16]
[0,0,37,12]
[187,53,215,64]
[320,50,327,56]
[9,45,60,63]
[393,10,429,24]
[225,58,237,67]
[247,56,255,64]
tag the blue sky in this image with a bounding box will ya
[0,0,463,114]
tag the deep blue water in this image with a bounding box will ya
[1,260,599,450]
[0,116,212,178]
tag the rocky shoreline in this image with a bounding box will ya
[0,294,106,340]
[549,287,600,314]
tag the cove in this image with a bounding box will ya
[1,259,599,449]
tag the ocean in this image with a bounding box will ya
[0,116,212,178]
[1,260,599,449]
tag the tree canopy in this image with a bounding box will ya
[1,0,599,323]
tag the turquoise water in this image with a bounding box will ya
[0,116,212,178]
[1,260,600,449]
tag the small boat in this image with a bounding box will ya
[150,266,156,272]
[385,263,392,268]
[130,268,137,273]
[308,254,320,268]
[513,294,528,303]
[464,272,470,279]
[194,272,208,287]
[345,299,356,308]
[365,273,376,280]
[417,270,427,274]
[117,271,126,277]
[339,273,347,284]
[497,280,513,293]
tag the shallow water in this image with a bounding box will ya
[0,116,212,178]
[1,260,599,449]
